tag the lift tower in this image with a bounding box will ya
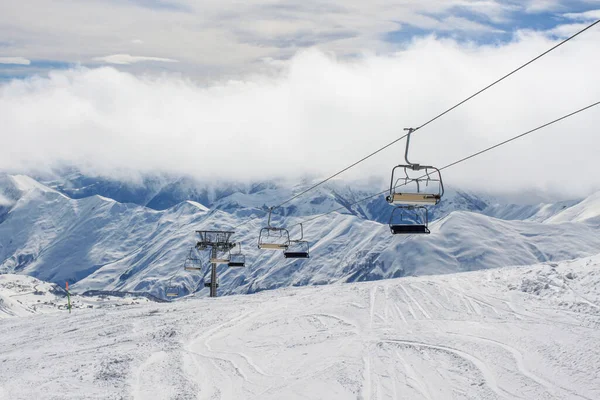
[195,230,236,297]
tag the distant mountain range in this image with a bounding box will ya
[1,172,599,299]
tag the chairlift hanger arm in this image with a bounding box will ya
[403,127,417,167]
[267,207,274,228]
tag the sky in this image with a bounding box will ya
[1,0,600,199]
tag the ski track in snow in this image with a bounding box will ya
[1,257,600,399]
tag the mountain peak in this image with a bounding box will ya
[9,175,63,196]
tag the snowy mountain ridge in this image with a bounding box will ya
[1,173,599,299]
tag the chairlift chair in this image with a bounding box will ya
[228,243,246,267]
[258,207,290,250]
[164,275,180,298]
[283,223,310,259]
[183,248,203,271]
[386,128,444,207]
[389,206,430,235]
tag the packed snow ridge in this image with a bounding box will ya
[1,255,599,399]
[1,173,600,299]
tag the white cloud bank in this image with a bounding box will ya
[1,30,600,199]
[93,54,178,65]
[0,57,31,65]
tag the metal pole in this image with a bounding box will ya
[210,247,218,298]
[66,281,71,313]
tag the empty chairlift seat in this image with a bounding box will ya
[283,250,309,259]
[258,208,291,251]
[228,243,246,267]
[283,224,310,258]
[228,254,245,267]
[385,165,443,207]
[283,241,310,259]
[390,224,430,235]
[388,206,431,235]
[183,249,203,271]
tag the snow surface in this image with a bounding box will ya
[0,274,154,318]
[545,191,600,224]
[0,255,599,399]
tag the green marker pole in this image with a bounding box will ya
[66,282,72,314]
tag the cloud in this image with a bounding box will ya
[545,22,592,37]
[93,54,178,65]
[432,16,505,33]
[0,57,31,65]
[1,28,600,200]
[524,0,565,13]
[563,9,600,20]
[0,193,14,206]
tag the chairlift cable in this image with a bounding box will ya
[229,19,599,232]
[266,19,600,212]
[292,100,600,228]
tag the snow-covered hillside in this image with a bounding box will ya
[1,174,600,299]
[1,256,598,399]
[0,274,155,318]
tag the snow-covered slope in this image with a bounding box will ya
[1,175,600,299]
[0,274,155,318]
[0,274,66,317]
[1,256,598,399]
[545,191,600,224]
